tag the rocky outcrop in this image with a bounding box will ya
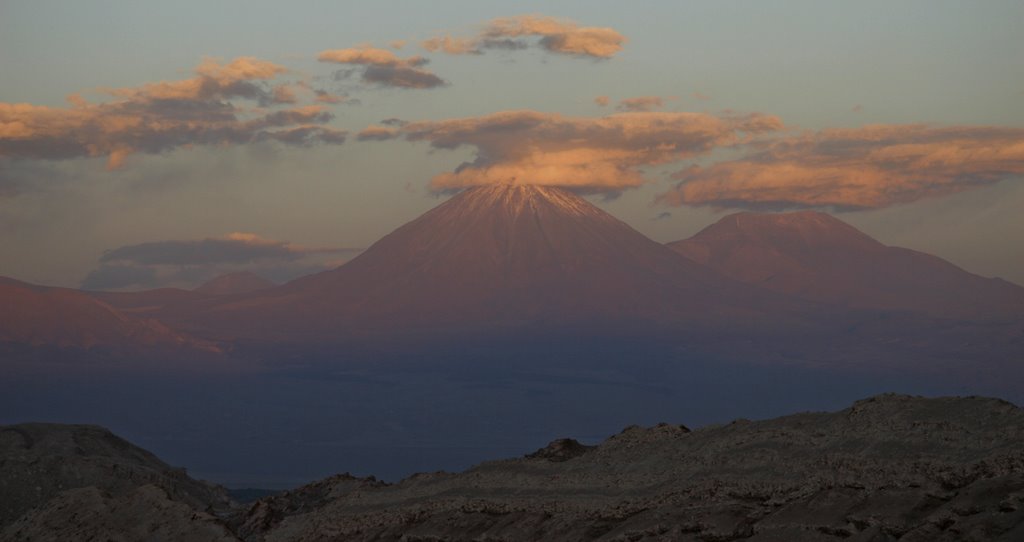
[0,423,232,531]
[1,485,239,542]
[4,395,1024,541]
[236,394,1024,541]
[525,438,595,462]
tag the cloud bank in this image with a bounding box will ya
[366,110,782,193]
[0,57,347,170]
[658,124,1024,210]
[82,233,362,290]
[317,47,445,89]
[423,15,626,59]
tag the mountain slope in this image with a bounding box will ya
[89,287,208,316]
[668,211,1024,318]
[176,185,810,341]
[0,423,233,528]
[194,272,276,296]
[0,277,217,353]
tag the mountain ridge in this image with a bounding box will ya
[668,210,1024,318]
[194,272,276,296]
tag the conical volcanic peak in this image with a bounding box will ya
[446,184,615,221]
[307,183,699,285]
[184,184,801,341]
[668,211,1024,317]
[681,211,884,258]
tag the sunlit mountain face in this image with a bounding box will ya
[1,5,1021,532]
[668,211,1024,318]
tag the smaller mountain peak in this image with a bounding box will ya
[694,210,882,250]
[194,271,276,295]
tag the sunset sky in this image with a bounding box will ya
[2,0,1022,289]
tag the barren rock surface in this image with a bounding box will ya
[1,485,239,542]
[238,394,1024,541]
[0,423,231,530]
[3,395,1024,541]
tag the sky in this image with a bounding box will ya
[2,0,1023,289]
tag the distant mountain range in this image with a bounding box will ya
[192,271,276,296]
[0,277,216,354]
[2,184,1022,361]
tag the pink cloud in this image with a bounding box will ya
[368,109,782,193]
[658,124,1024,210]
[616,96,664,112]
[422,14,626,59]
[0,57,345,170]
[317,47,445,89]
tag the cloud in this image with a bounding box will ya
[99,232,348,266]
[0,57,346,171]
[82,233,363,290]
[314,90,346,104]
[658,124,1024,211]
[371,109,782,193]
[617,96,664,112]
[356,125,399,141]
[317,47,445,89]
[692,91,711,101]
[422,15,626,59]
[421,35,481,55]
[594,95,610,107]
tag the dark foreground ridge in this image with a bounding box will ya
[3,394,1024,541]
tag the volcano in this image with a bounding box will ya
[173,185,808,343]
[668,211,1024,318]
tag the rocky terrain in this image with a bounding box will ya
[0,423,233,540]
[4,394,1024,541]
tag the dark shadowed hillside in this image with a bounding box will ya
[0,423,232,534]
[234,394,1024,541]
[4,395,1024,541]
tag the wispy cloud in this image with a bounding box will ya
[365,109,782,193]
[658,124,1024,210]
[616,96,665,112]
[0,57,346,171]
[317,47,445,89]
[422,14,626,59]
[356,125,400,141]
